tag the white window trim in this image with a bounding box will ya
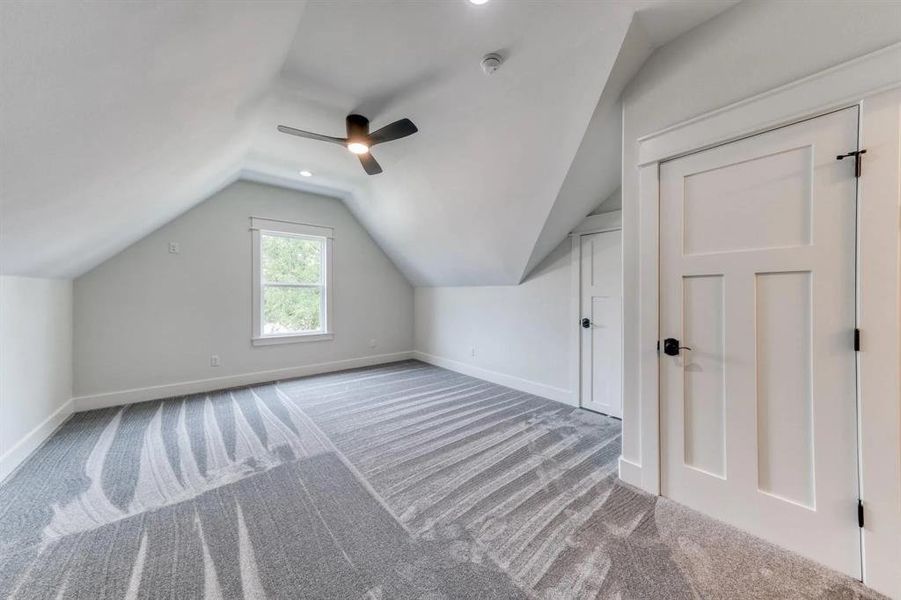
[251,217,334,346]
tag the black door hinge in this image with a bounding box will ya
[858,499,865,528]
[854,328,861,352]
[656,340,660,353]
[836,149,867,178]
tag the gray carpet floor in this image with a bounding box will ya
[0,360,884,599]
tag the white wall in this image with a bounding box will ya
[414,238,575,404]
[73,180,414,407]
[620,0,901,471]
[590,188,621,215]
[0,276,73,480]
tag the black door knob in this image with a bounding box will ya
[663,338,692,356]
[581,318,591,329]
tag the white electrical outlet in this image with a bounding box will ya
[168,242,180,254]
[470,346,476,358]
[368,338,377,348]
[210,355,220,367]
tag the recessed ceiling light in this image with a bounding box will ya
[469,0,489,4]
[299,170,312,177]
[347,142,370,155]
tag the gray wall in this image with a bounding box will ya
[414,198,622,406]
[74,180,413,397]
[415,237,575,404]
[0,276,73,478]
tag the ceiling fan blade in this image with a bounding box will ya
[368,118,418,146]
[277,125,345,145]
[358,152,383,175]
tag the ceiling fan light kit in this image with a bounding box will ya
[277,113,418,175]
[347,142,370,155]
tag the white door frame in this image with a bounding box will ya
[569,211,622,411]
[627,42,901,594]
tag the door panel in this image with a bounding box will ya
[755,271,814,507]
[660,108,860,577]
[580,230,622,418]
[682,274,725,478]
[682,145,813,255]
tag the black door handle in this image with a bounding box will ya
[581,318,591,329]
[663,338,692,356]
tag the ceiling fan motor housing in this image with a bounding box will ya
[346,114,370,142]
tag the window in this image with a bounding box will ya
[251,217,333,345]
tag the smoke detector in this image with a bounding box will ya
[480,53,503,75]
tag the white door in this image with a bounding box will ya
[580,229,622,418]
[660,108,860,577]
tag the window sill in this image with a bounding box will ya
[252,332,334,346]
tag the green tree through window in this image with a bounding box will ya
[261,234,324,334]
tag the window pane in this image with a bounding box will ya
[261,234,322,284]
[263,286,322,334]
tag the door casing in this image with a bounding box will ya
[568,210,622,413]
[578,228,623,418]
[625,48,901,591]
[657,107,861,577]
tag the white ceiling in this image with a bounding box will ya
[0,0,736,284]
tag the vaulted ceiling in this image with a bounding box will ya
[0,0,735,285]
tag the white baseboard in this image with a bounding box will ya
[73,351,416,411]
[0,398,74,482]
[618,456,643,488]
[412,351,576,406]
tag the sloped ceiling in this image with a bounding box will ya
[0,0,306,277]
[0,0,735,284]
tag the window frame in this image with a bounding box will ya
[251,217,334,346]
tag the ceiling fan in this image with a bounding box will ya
[277,114,418,175]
